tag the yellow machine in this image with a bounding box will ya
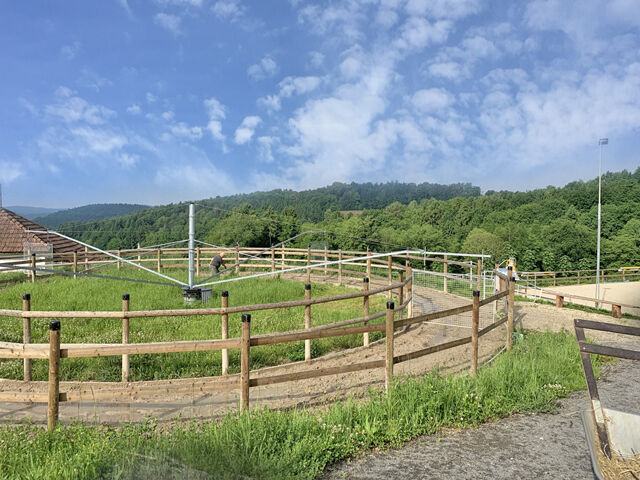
[505,257,517,273]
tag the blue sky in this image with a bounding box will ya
[1,0,639,208]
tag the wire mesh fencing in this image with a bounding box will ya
[411,269,502,334]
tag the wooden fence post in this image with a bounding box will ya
[221,291,229,375]
[157,249,161,273]
[471,291,480,377]
[338,249,343,285]
[30,254,36,283]
[387,255,393,298]
[48,320,61,433]
[117,249,121,270]
[398,271,404,320]
[363,277,370,347]
[578,271,581,284]
[553,272,557,286]
[240,314,251,411]
[385,301,395,392]
[235,245,240,275]
[507,272,515,351]
[84,246,89,271]
[137,243,141,265]
[305,284,312,361]
[196,246,201,277]
[443,254,448,293]
[406,262,413,318]
[366,248,371,280]
[122,294,130,382]
[324,245,328,278]
[612,304,622,319]
[555,295,564,308]
[73,252,78,279]
[22,293,32,381]
[271,247,276,272]
[280,243,287,270]
[306,244,311,283]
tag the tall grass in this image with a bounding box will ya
[0,330,602,480]
[0,269,386,381]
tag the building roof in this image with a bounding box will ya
[0,208,85,254]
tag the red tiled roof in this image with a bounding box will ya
[0,208,84,254]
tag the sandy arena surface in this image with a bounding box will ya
[524,281,640,316]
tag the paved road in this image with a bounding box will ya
[321,358,640,480]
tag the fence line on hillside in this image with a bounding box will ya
[0,260,516,432]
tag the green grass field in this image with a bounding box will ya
[0,268,386,382]
[0,330,603,480]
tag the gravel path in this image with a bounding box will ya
[322,352,640,480]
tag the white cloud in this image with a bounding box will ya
[118,153,139,168]
[154,0,203,7]
[412,88,455,112]
[69,127,128,153]
[127,104,142,115]
[44,87,116,125]
[170,122,203,140]
[146,92,157,103]
[61,41,81,60]
[427,61,465,79]
[405,0,483,19]
[258,76,322,113]
[0,160,23,183]
[308,51,325,69]
[154,13,182,35]
[526,0,640,54]
[279,76,322,97]
[77,69,112,91]
[116,0,132,15]
[393,17,453,51]
[297,3,367,42]
[162,110,175,121]
[234,116,262,144]
[203,97,227,145]
[212,0,245,21]
[257,136,277,163]
[257,95,281,112]
[248,56,278,80]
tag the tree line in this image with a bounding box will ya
[57,169,640,272]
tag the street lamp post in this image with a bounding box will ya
[595,138,608,307]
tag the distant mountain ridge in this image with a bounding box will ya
[35,203,150,228]
[4,206,61,220]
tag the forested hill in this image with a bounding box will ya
[35,203,149,229]
[57,169,640,272]
[191,181,480,223]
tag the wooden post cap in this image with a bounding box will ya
[221,290,228,297]
[363,277,369,283]
[241,313,251,323]
[122,294,130,301]
[305,284,311,290]
[473,290,480,297]
[49,320,61,331]
[22,293,31,301]
[387,301,395,309]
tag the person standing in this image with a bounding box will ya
[210,252,227,274]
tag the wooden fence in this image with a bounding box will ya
[0,246,480,284]
[0,259,515,432]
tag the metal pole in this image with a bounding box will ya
[596,138,607,306]
[188,203,195,288]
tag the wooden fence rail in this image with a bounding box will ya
[1,275,513,432]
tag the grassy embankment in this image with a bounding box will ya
[0,330,603,479]
[0,268,387,381]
